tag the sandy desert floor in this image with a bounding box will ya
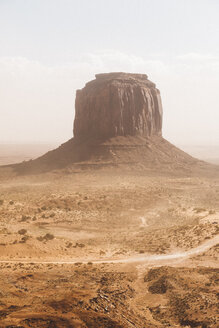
[0,168,218,327]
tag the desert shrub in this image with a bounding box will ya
[18,229,27,235]
[37,233,54,242]
[74,242,85,248]
[44,233,54,241]
[20,235,29,243]
[20,215,29,222]
[0,199,4,205]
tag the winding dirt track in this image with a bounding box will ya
[0,235,218,265]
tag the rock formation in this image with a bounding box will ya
[8,72,207,175]
[73,72,163,141]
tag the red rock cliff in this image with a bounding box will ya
[73,72,163,141]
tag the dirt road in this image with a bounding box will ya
[0,234,218,265]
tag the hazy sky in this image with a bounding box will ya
[0,0,219,145]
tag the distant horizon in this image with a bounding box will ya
[1,0,219,145]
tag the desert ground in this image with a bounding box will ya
[0,148,218,327]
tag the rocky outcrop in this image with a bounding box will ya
[73,72,163,141]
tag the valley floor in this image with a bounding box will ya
[0,169,218,327]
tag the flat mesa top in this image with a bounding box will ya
[95,72,148,80]
[83,72,156,90]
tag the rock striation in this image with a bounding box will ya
[73,72,163,141]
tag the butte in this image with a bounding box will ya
[3,72,215,175]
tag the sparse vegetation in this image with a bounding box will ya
[37,233,54,242]
[20,215,29,222]
[20,235,29,243]
[18,229,27,235]
[0,168,218,327]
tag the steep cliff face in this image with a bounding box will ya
[73,72,163,141]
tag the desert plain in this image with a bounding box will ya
[0,150,218,328]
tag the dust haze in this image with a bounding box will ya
[0,71,218,328]
[0,1,219,328]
